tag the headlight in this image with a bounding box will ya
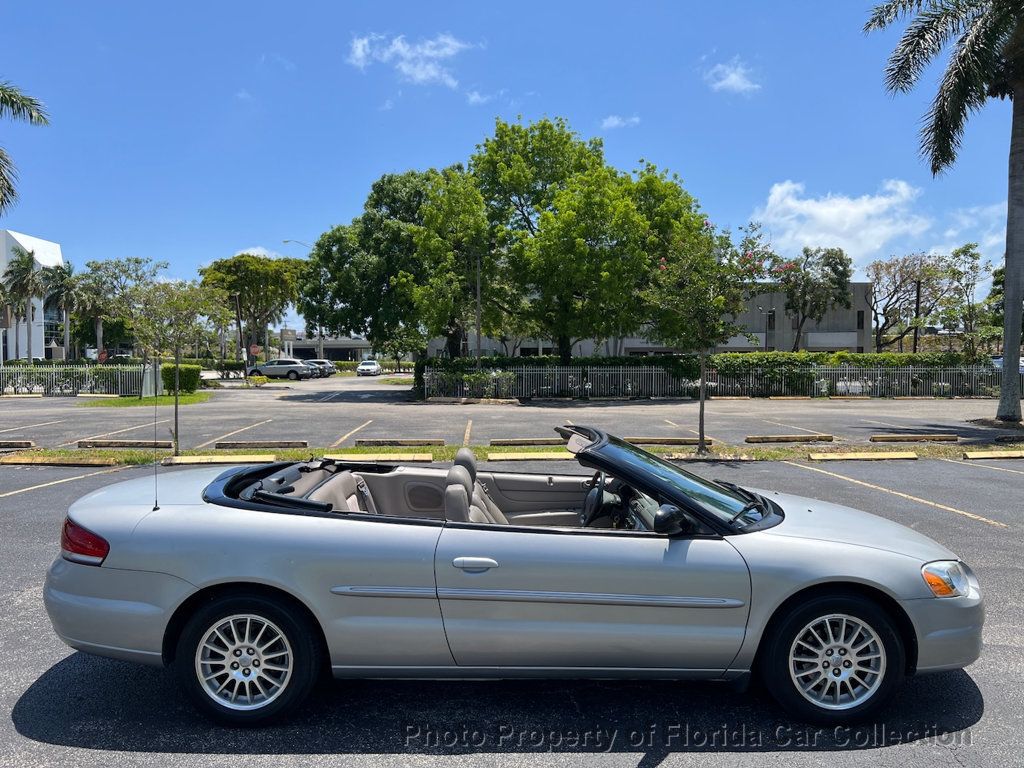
[921,560,970,598]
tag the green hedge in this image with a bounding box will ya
[161,364,202,394]
[334,359,410,373]
[415,351,987,389]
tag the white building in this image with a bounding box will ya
[1,230,65,362]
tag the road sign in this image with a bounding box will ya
[249,344,262,356]
[279,328,297,342]
[97,349,108,363]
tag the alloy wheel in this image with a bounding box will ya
[788,612,886,710]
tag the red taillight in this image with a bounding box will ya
[61,517,109,565]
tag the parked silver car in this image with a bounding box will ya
[44,426,982,726]
[246,359,312,381]
[306,359,336,376]
[356,359,382,376]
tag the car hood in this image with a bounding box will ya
[751,489,956,563]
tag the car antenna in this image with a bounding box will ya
[152,356,160,511]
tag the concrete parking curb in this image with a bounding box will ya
[486,451,573,461]
[426,397,519,405]
[356,438,444,447]
[0,440,35,449]
[869,434,959,442]
[963,450,1024,460]
[78,439,172,448]
[746,434,833,443]
[75,393,119,399]
[324,452,432,462]
[808,451,918,461]
[625,437,712,446]
[214,440,308,449]
[490,438,565,446]
[0,454,119,466]
[162,455,277,465]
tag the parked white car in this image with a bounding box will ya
[247,359,313,381]
[356,360,382,376]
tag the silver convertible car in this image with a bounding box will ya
[44,426,983,726]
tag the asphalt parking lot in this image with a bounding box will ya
[0,452,1020,767]
[0,374,1020,450]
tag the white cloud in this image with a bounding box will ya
[380,98,395,111]
[937,201,1006,261]
[235,88,253,101]
[600,114,641,130]
[347,32,473,89]
[752,179,932,268]
[234,246,290,259]
[704,56,761,94]
[466,88,507,106]
[262,52,297,72]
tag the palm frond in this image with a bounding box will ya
[922,3,1015,173]
[884,2,985,92]
[864,0,929,32]
[0,145,17,214]
[0,82,49,125]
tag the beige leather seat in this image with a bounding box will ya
[453,448,509,525]
[444,465,493,524]
[308,470,378,513]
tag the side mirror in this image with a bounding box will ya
[653,504,685,535]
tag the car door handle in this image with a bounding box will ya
[452,557,499,572]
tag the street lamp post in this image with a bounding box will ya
[282,239,324,359]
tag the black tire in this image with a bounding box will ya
[759,594,904,724]
[287,370,299,381]
[173,594,322,726]
[249,369,261,377]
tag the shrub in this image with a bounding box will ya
[161,364,202,394]
[248,375,268,388]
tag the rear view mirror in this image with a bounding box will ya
[653,504,685,535]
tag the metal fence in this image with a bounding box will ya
[0,364,145,397]
[424,365,1018,400]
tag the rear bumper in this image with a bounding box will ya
[899,588,984,673]
[44,558,196,666]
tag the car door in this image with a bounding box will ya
[434,524,751,671]
[475,471,590,527]
[262,359,281,376]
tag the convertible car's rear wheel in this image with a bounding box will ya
[174,594,321,725]
[760,595,904,724]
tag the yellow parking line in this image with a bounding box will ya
[0,419,62,434]
[666,419,721,445]
[0,467,125,499]
[194,419,273,449]
[782,461,1008,528]
[330,419,373,448]
[938,457,1024,477]
[463,419,473,446]
[59,419,170,447]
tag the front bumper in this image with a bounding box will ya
[44,558,196,666]
[899,585,984,673]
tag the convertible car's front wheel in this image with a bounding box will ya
[174,594,321,725]
[760,594,904,724]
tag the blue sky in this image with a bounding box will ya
[1,1,1010,322]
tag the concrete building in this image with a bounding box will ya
[1,230,65,362]
[424,282,873,358]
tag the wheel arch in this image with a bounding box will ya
[161,582,329,668]
[753,581,919,675]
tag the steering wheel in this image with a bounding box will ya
[581,470,607,527]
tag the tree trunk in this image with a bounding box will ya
[25,298,32,363]
[557,334,572,364]
[697,351,708,455]
[62,306,70,360]
[13,317,20,360]
[94,317,104,356]
[445,328,463,358]
[998,80,1024,421]
[791,317,805,352]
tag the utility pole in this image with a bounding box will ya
[475,249,482,369]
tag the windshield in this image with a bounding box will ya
[597,435,762,525]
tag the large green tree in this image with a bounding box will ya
[864,252,949,351]
[866,0,1024,419]
[200,253,302,357]
[300,171,434,351]
[774,247,854,351]
[0,80,49,215]
[41,261,84,359]
[523,166,650,362]
[80,256,167,355]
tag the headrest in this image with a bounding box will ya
[454,448,477,482]
[446,464,473,496]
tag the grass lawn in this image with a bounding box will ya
[379,376,414,385]
[80,392,213,407]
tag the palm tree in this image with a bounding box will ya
[0,80,49,215]
[866,1,1024,420]
[42,262,82,359]
[2,245,45,362]
[0,281,12,359]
